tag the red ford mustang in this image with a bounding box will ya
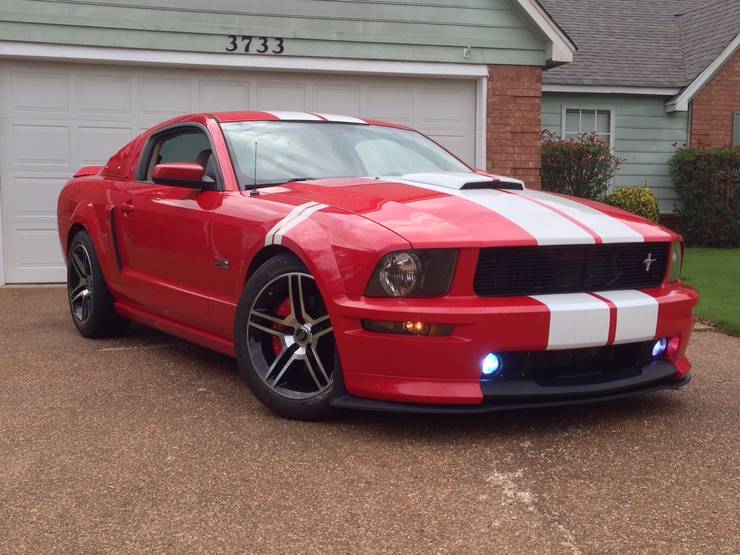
[57,111,699,419]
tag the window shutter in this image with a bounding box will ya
[734,111,740,147]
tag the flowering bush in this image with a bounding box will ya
[604,186,660,222]
[541,130,622,201]
[669,147,740,247]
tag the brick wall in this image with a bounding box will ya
[486,65,543,188]
[690,51,740,147]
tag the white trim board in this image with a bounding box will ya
[0,41,489,78]
[666,32,740,112]
[0,182,4,285]
[475,76,488,170]
[544,84,681,96]
[513,0,575,64]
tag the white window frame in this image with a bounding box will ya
[560,105,616,150]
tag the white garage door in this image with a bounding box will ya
[0,60,477,283]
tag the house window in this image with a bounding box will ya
[733,111,740,147]
[564,108,612,146]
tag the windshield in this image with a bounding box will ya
[221,121,471,187]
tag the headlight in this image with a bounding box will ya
[669,241,683,282]
[366,250,458,297]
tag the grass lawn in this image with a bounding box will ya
[683,248,740,335]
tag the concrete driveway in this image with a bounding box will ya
[1,286,738,554]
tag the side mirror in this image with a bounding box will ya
[152,163,209,188]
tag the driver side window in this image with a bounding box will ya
[142,128,217,185]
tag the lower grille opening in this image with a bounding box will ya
[489,341,654,385]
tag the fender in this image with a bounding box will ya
[276,209,411,297]
[66,195,119,286]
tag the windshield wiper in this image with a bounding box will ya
[245,177,320,189]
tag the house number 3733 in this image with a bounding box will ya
[225,35,286,54]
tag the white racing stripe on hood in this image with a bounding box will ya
[273,203,329,246]
[265,202,319,246]
[512,190,654,243]
[392,178,595,245]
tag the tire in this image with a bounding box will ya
[67,230,129,338]
[234,254,339,420]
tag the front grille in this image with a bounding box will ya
[474,243,670,296]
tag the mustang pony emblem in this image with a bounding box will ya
[643,252,657,272]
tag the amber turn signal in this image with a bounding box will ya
[362,320,453,337]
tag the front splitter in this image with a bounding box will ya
[331,375,691,415]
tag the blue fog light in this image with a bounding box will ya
[482,353,503,376]
[652,337,668,359]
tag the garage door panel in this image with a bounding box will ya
[1,61,477,283]
[11,72,69,114]
[1,174,66,224]
[139,77,192,115]
[311,84,361,115]
[255,81,306,110]
[2,226,65,283]
[76,74,132,115]
[418,87,475,129]
[198,81,250,112]
[76,126,135,165]
[11,123,71,167]
[365,86,416,122]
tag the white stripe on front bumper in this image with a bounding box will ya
[530,293,611,350]
[595,289,659,344]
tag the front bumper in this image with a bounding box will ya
[328,283,699,407]
[332,365,691,414]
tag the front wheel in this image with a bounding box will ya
[234,254,338,420]
[67,230,128,338]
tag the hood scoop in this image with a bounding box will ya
[400,172,524,191]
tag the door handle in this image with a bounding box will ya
[119,199,135,215]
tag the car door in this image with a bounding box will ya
[114,124,223,330]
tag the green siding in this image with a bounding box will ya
[542,93,690,213]
[0,0,549,65]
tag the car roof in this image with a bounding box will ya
[209,110,413,130]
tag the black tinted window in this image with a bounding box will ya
[158,132,210,164]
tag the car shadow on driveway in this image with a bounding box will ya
[115,322,690,442]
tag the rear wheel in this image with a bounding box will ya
[234,254,338,420]
[67,230,128,338]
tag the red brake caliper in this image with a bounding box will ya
[273,297,292,356]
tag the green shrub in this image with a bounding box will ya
[669,147,740,247]
[541,130,622,201]
[604,186,660,222]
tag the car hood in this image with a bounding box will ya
[263,174,677,248]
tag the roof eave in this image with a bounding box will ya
[543,84,682,96]
[514,0,576,65]
[666,32,740,112]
